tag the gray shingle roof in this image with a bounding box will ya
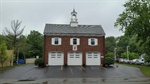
[44,24,105,36]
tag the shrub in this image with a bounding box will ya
[34,58,44,67]
[104,57,114,66]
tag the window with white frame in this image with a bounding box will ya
[70,38,80,45]
[88,38,98,46]
[52,37,61,45]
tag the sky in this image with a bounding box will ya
[0,0,127,37]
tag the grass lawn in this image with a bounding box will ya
[0,66,15,71]
[0,64,26,71]
[118,63,150,77]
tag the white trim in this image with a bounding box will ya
[59,38,62,45]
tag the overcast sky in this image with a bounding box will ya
[0,0,127,37]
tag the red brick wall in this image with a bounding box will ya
[44,35,105,66]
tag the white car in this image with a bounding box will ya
[123,59,130,63]
[135,59,145,65]
[131,59,144,65]
[130,59,138,64]
[119,58,124,63]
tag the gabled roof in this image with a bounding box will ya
[44,24,105,36]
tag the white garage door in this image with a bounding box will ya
[48,52,64,65]
[68,52,82,65]
[86,52,100,65]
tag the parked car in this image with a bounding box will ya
[131,59,144,65]
[119,58,124,63]
[130,59,138,64]
[135,59,145,65]
[123,59,130,63]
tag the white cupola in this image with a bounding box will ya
[70,9,78,27]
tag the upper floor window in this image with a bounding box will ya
[88,38,98,46]
[70,38,80,45]
[52,37,61,45]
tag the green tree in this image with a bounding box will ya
[27,30,43,58]
[19,35,31,63]
[0,35,6,44]
[121,51,139,60]
[121,52,127,59]
[0,42,8,67]
[105,36,116,54]
[144,54,150,63]
[115,0,150,55]
[106,52,114,58]
[3,20,25,56]
[116,36,130,57]
[129,52,139,60]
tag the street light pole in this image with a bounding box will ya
[127,46,130,60]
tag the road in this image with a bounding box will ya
[0,64,150,84]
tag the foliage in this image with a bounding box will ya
[144,54,150,63]
[0,42,8,67]
[129,52,139,60]
[0,35,6,45]
[116,36,130,56]
[104,57,114,66]
[34,58,44,67]
[106,52,114,58]
[115,0,150,55]
[121,52,127,58]
[105,36,116,54]
[18,35,31,62]
[3,20,25,57]
[121,52,139,60]
[27,30,43,58]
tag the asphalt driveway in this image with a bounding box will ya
[0,64,150,84]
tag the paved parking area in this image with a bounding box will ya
[0,64,150,84]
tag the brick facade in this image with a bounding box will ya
[44,35,105,66]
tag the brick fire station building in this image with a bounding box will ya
[43,9,105,66]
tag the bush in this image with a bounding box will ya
[34,58,44,67]
[104,57,114,66]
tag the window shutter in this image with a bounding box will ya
[59,38,62,45]
[77,38,80,45]
[95,38,98,46]
[70,38,73,45]
[88,38,91,45]
[52,38,55,45]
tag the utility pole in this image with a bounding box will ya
[114,48,117,61]
[127,46,130,60]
